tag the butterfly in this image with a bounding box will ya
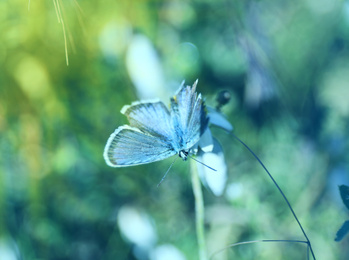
[103,80,209,167]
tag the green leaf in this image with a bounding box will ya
[335,220,349,242]
[339,185,349,210]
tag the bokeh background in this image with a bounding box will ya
[1,0,349,259]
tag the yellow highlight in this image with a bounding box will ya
[13,55,67,121]
[14,56,51,101]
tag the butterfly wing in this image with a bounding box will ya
[104,125,176,167]
[121,100,173,140]
[104,82,208,167]
[171,80,209,150]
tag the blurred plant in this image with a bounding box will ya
[241,2,279,109]
[29,0,84,65]
[335,185,349,242]
[51,0,70,65]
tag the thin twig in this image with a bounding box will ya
[231,132,316,260]
[210,239,309,259]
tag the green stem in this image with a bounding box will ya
[191,160,208,260]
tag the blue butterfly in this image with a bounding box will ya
[104,80,209,167]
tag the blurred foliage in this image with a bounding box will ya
[335,185,349,241]
[1,0,349,259]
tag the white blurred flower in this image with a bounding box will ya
[126,34,168,100]
[0,238,20,260]
[99,19,132,63]
[225,182,244,201]
[197,138,228,196]
[150,244,187,260]
[198,127,214,153]
[196,91,233,196]
[117,207,188,260]
[117,206,157,257]
[207,106,233,132]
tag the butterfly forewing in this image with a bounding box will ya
[171,81,208,150]
[186,93,208,147]
[122,101,173,139]
[173,82,197,129]
[104,125,176,167]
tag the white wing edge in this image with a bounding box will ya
[120,99,162,115]
[193,78,198,88]
[174,80,186,96]
[103,125,144,167]
[174,79,198,95]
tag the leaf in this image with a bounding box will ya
[339,185,349,210]
[335,220,349,242]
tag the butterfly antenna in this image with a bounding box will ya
[157,156,178,187]
[188,155,217,172]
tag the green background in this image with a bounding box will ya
[1,0,349,259]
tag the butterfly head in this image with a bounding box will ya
[178,150,189,161]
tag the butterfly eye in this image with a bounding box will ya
[178,150,188,160]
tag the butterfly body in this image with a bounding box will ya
[104,80,208,167]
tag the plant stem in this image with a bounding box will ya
[191,160,208,260]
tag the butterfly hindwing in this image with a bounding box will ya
[104,125,176,167]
